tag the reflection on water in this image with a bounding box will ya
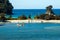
[0,23,60,40]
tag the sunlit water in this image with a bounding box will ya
[0,23,60,40]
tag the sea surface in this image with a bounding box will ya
[0,23,60,40]
[12,9,60,19]
[0,9,60,40]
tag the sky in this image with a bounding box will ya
[9,0,60,9]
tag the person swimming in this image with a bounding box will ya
[17,22,24,27]
[17,23,21,27]
[22,22,24,26]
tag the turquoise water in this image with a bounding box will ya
[0,23,60,40]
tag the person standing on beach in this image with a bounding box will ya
[28,15,32,23]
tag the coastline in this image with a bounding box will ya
[7,20,60,23]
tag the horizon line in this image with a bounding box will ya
[12,8,58,10]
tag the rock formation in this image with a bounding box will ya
[45,5,55,20]
[46,5,55,15]
[39,5,58,20]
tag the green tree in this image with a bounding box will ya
[0,0,13,20]
[34,15,40,19]
[18,15,27,20]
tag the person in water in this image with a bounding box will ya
[17,22,24,27]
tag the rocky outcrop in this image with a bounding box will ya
[45,5,56,20]
[39,5,60,20]
[46,5,55,15]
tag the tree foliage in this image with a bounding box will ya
[0,0,13,21]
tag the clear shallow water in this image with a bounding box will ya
[0,23,60,40]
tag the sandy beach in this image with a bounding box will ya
[7,20,60,23]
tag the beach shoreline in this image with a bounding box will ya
[7,20,60,23]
